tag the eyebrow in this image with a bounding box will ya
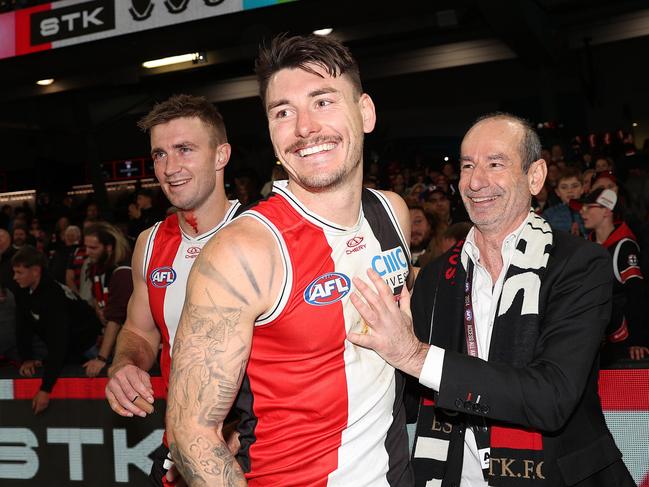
[150,141,197,156]
[266,87,340,113]
[486,153,508,161]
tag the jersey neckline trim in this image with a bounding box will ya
[272,180,363,234]
[179,200,241,242]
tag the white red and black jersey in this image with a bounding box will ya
[142,201,241,390]
[591,221,645,343]
[235,181,413,486]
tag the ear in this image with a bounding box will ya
[215,143,231,171]
[359,93,376,134]
[528,159,547,196]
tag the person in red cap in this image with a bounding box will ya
[579,187,649,362]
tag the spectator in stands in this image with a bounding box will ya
[49,225,81,288]
[592,170,618,193]
[410,206,436,266]
[594,156,615,173]
[12,247,102,414]
[0,204,11,230]
[543,166,586,236]
[82,222,133,377]
[545,162,560,189]
[28,218,48,253]
[440,161,458,184]
[441,220,472,252]
[11,225,30,251]
[0,228,15,293]
[423,187,453,228]
[582,168,596,194]
[130,189,164,236]
[417,221,472,269]
[532,182,550,214]
[84,202,100,223]
[65,234,87,295]
[551,143,565,164]
[579,188,649,363]
[234,172,262,205]
[0,229,18,362]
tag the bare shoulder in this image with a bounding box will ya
[377,190,409,214]
[201,216,279,262]
[189,216,283,318]
[131,226,156,273]
[376,190,411,244]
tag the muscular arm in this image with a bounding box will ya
[106,229,161,416]
[166,220,280,486]
[109,230,160,372]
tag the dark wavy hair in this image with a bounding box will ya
[255,33,362,107]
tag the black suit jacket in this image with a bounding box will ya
[410,231,635,486]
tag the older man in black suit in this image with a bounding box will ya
[349,113,635,487]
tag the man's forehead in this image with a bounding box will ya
[267,64,349,99]
[461,120,522,155]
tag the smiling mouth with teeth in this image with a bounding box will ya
[296,143,337,157]
[168,180,190,187]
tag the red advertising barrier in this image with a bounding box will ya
[0,369,647,486]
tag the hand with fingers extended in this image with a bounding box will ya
[347,268,429,379]
[105,363,155,418]
[19,359,42,377]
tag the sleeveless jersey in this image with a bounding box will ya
[143,201,241,390]
[236,181,413,487]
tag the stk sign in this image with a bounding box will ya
[0,0,297,61]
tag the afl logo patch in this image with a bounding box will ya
[304,272,351,306]
[150,266,177,288]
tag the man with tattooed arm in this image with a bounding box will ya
[166,35,415,486]
[104,94,241,486]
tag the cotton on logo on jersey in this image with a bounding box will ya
[150,267,177,288]
[304,272,351,306]
[372,247,408,291]
[346,236,366,254]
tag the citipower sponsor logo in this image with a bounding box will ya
[371,247,408,290]
[304,272,351,306]
[149,266,176,288]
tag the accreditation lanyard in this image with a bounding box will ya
[464,263,492,478]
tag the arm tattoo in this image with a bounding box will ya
[170,437,246,487]
[267,251,276,294]
[196,257,249,305]
[236,252,261,297]
[167,246,258,486]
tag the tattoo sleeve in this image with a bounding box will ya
[167,282,251,486]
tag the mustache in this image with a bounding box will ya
[463,190,503,198]
[285,135,342,155]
